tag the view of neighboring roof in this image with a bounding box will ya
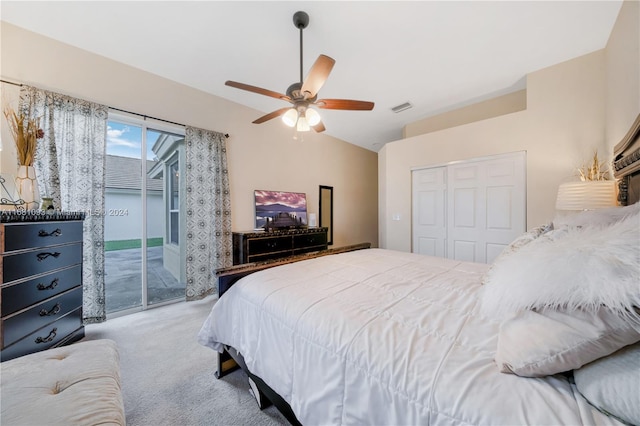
[105,155,163,191]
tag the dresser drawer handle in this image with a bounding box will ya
[35,328,57,344]
[37,278,60,291]
[39,302,61,317]
[37,252,61,261]
[38,228,63,237]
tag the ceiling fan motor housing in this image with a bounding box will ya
[286,82,317,102]
[286,82,302,98]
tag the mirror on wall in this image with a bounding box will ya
[319,185,333,245]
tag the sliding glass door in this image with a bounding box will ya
[104,114,185,315]
[145,129,186,306]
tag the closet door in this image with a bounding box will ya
[447,152,526,263]
[412,167,447,257]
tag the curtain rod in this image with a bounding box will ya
[110,107,229,139]
[0,78,229,139]
[1,79,22,87]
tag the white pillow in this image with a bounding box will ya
[495,308,640,377]
[574,342,640,425]
[481,212,640,319]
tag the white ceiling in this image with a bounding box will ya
[1,1,623,151]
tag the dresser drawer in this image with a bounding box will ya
[293,232,328,255]
[1,221,83,253]
[1,307,83,362]
[248,236,293,256]
[1,243,82,284]
[2,286,82,347]
[294,232,327,248]
[233,228,328,265]
[248,251,292,263]
[1,265,82,316]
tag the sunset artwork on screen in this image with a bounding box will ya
[255,190,307,229]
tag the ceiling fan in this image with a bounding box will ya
[225,11,374,133]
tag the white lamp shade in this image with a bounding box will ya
[282,109,298,127]
[555,181,617,210]
[305,108,321,126]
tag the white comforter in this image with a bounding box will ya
[198,249,620,425]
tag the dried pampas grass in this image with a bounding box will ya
[3,106,43,166]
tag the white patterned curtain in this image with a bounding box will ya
[20,86,108,324]
[184,126,232,301]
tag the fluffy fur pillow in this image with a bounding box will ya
[481,223,553,285]
[481,212,640,319]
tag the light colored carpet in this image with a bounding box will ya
[84,296,289,426]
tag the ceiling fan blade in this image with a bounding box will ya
[225,81,291,102]
[252,107,292,124]
[301,55,335,98]
[312,120,326,133]
[315,99,375,111]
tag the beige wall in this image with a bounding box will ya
[0,22,378,248]
[403,90,527,139]
[379,50,607,252]
[0,83,20,173]
[605,0,640,150]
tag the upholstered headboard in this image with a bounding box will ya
[614,113,640,206]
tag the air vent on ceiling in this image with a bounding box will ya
[391,102,413,113]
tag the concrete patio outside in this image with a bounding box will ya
[105,246,184,313]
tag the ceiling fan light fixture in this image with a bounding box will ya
[296,116,310,132]
[305,108,321,126]
[282,108,298,127]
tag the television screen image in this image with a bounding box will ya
[255,190,307,229]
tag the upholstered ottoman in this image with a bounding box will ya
[1,339,125,426]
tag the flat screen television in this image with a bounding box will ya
[255,190,307,230]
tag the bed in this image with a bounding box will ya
[199,114,640,426]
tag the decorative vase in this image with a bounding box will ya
[15,165,40,210]
[0,173,21,211]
